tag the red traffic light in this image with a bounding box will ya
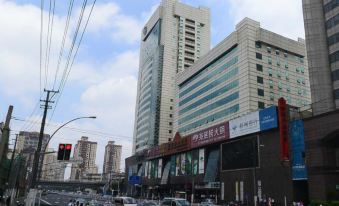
[66,144,72,150]
[59,144,65,150]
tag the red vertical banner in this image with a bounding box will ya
[278,97,289,161]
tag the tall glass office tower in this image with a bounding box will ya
[132,0,210,153]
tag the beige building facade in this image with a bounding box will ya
[175,18,311,136]
[103,141,122,176]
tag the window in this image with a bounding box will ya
[278,82,282,90]
[286,72,289,81]
[258,101,265,109]
[169,114,173,117]
[256,52,262,60]
[296,67,300,72]
[268,68,273,76]
[286,85,291,92]
[268,57,272,65]
[284,53,288,58]
[270,94,274,101]
[267,47,271,53]
[170,99,173,102]
[256,64,263,72]
[276,50,280,55]
[257,76,264,84]
[269,80,273,88]
[169,130,172,134]
[277,59,280,66]
[169,122,172,125]
[258,89,264,96]
[277,71,281,78]
[168,138,172,142]
[335,89,339,99]
[285,63,289,69]
[170,106,173,110]
[255,41,262,48]
[300,67,305,73]
[332,69,339,81]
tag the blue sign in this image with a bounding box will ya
[128,175,141,185]
[259,106,278,131]
[290,120,307,180]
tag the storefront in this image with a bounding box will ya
[126,105,316,204]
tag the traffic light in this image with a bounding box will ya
[64,144,72,160]
[57,144,65,160]
[57,143,72,160]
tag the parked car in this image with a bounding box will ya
[139,200,160,206]
[161,198,190,206]
[114,197,138,206]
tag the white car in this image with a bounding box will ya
[114,197,138,206]
[161,198,190,206]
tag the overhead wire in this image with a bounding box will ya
[49,0,96,122]
[44,0,56,89]
[52,0,75,90]
[43,0,53,89]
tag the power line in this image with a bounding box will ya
[39,0,45,97]
[52,0,75,90]
[50,0,96,122]
[44,0,56,89]
[43,0,53,89]
[11,118,132,140]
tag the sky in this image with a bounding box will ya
[0,0,305,178]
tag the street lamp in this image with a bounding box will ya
[38,116,96,181]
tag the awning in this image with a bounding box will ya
[204,149,220,182]
[161,161,171,185]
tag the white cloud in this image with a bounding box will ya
[87,2,143,44]
[227,0,304,40]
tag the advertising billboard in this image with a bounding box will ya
[180,153,186,175]
[186,152,192,175]
[170,155,176,176]
[290,120,307,180]
[191,122,229,148]
[158,159,162,178]
[229,111,260,138]
[259,106,278,131]
[192,150,198,175]
[176,155,180,176]
[198,148,205,174]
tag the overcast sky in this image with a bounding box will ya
[0,0,304,177]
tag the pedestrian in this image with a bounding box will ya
[68,199,74,206]
[5,196,10,206]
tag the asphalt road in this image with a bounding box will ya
[39,193,74,206]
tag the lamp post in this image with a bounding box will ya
[37,116,96,181]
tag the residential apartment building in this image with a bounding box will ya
[41,148,66,181]
[175,18,311,135]
[302,0,339,114]
[132,0,210,153]
[70,136,98,180]
[103,141,122,176]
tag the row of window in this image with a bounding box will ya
[324,0,339,13]
[330,50,339,63]
[257,64,307,85]
[328,32,339,46]
[179,80,239,115]
[256,52,304,68]
[179,56,238,98]
[335,89,339,99]
[257,76,308,96]
[178,104,240,134]
[179,67,238,107]
[326,13,339,30]
[179,46,238,89]
[255,43,304,63]
[179,92,239,125]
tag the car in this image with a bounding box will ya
[139,200,160,206]
[114,197,138,206]
[75,198,87,206]
[161,198,190,206]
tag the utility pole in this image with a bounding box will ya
[0,105,13,169]
[30,89,58,189]
[7,134,18,181]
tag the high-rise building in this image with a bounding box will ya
[132,0,210,153]
[41,148,66,181]
[16,131,50,154]
[16,131,50,171]
[70,136,98,180]
[103,141,122,176]
[175,18,311,135]
[302,0,339,115]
